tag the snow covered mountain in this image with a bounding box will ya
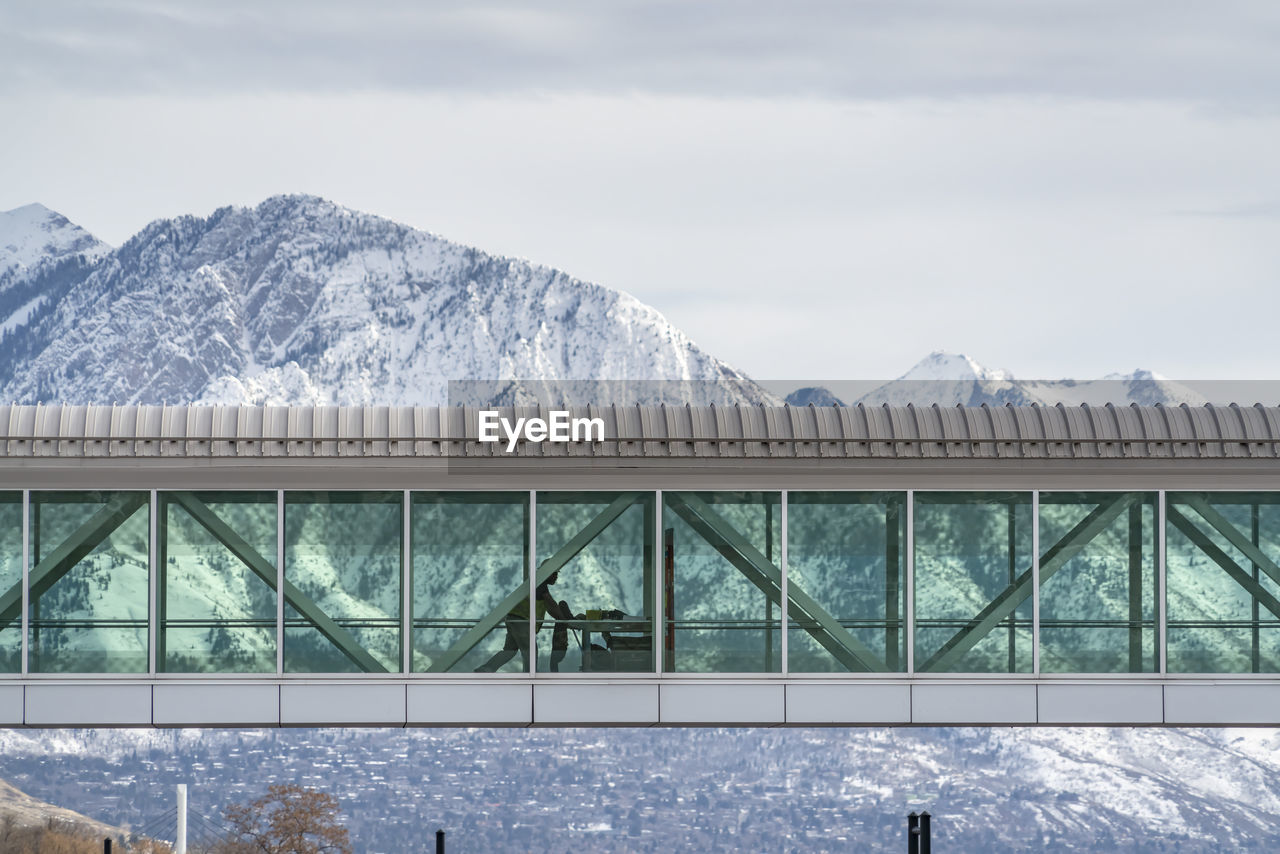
[0,203,108,280]
[0,196,768,406]
[784,352,1210,408]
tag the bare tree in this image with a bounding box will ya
[220,785,351,854]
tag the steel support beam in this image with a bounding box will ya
[428,492,641,673]
[0,492,148,631]
[1167,505,1280,621]
[921,493,1137,673]
[169,492,387,674]
[1181,496,1280,589]
[667,492,886,673]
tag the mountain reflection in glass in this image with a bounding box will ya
[284,492,402,673]
[27,491,150,673]
[1038,492,1157,673]
[412,492,529,673]
[159,492,277,673]
[535,492,654,673]
[663,492,781,673]
[0,493,20,672]
[1167,492,1280,672]
[914,492,1032,673]
[787,492,906,673]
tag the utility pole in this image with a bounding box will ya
[176,783,188,854]
[907,810,931,854]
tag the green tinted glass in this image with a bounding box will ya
[284,491,402,673]
[1038,492,1157,673]
[914,492,1033,673]
[0,492,20,672]
[787,492,906,673]
[412,492,530,673]
[28,491,150,673]
[663,492,781,673]
[160,491,277,673]
[1167,492,1280,673]
[536,492,654,674]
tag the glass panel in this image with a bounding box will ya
[0,492,20,672]
[284,491,402,673]
[28,491,150,673]
[535,492,654,673]
[663,491,781,673]
[787,492,906,673]
[1167,492,1280,673]
[1039,492,1157,673]
[159,491,277,673]
[914,492,1032,673]
[412,492,530,673]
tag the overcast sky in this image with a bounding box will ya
[2,1,1278,381]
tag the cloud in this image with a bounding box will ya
[2,0,1278,105]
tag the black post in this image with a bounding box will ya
[436,828,445,854]
[103,839,112,854]
[907,812,919,854]
[919,811,931,854]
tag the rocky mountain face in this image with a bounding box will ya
[0,196,767,406]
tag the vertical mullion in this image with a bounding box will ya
[277,490,285,677]
[780,490,788,677]
[885,498,901,672]
[148,490,158,676]
[654,490,663,675]
[1158,490,1167,675]
[1032,490,1040,676]
[1128,500,1144,673]
[20,490,29,677]
[1007,500,1016,673]
[1252,501,1261,674]
[402,490,412,674]
[529,490,537,676]
[906,489,915,675]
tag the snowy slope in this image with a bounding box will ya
[853,351,1208,408]
[0,203,109,280]
[0,195,769,406]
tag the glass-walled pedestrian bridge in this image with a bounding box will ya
[2,402,1280,727]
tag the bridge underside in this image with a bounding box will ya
[3,679,1279,727]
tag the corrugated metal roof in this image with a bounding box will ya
[1,403,1279,460]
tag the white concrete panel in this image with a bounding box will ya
[280,683,406,726]
[407,683,532,725]
[25,684,152,726]
[786,684,911,724]
[660,684,784,724]
[0,686,23,725]
[1165,684,1280,725]
[1037,684,1164,724]
[912,684,1037,724]
[534,683,658,724]
[154,684,279,726]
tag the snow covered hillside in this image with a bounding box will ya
[0,196,768,406]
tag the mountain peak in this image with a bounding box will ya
[0,203,110,278]
[897,351,1011,383]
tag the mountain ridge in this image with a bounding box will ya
[0,195,769,407]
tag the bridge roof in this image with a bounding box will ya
[2,402,1280,460]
